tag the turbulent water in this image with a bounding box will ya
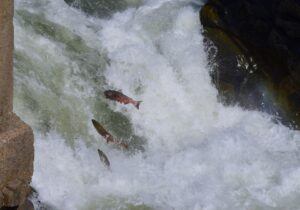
[13,0,300,209]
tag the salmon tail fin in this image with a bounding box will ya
[135,101,142,109]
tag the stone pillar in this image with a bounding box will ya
[0,0,13,131]
[0,0,34,209]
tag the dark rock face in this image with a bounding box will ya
[201,0,300,128]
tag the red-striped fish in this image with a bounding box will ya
[92,119,128,150]
[104,90,142,109]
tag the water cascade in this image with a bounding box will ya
[14,0,300,209]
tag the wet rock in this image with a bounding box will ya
[200,0,300,128]
[200,3,225,29]
[0,200,33,210]
[0,193,3,207]
[17,200,34,210]
[0,1,34,208]
[0,206,18,210]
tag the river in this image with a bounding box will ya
[14,0,300,209]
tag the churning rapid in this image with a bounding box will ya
[13,0,300,209]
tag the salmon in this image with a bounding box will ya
[97,149,110,169]
[104,90,142,109]
[92,119,128,150]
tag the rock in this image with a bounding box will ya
[0,200,33,210]
[276,17,300,38]
[0,114,34,207]
[0,0,14,126]
[0,1,34,208]
[17,199,34,210]
[200,3,225,29]
[0,193,3,207]
[0,206,18,210]
[200,0,300,128]
[2,180,29,207]
[277,0,300,20]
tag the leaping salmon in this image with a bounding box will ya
[104,90,142,109]
[97,149,110,169]
[92,119,128,150]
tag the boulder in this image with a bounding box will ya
[0,1,34,208]
[200,0,300,128]
[0,114,34,207]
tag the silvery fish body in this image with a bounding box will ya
[92,119,128,149]
[97,149,110,169]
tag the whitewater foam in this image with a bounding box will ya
[14,0,300,210]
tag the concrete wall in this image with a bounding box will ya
[0,0,34,208]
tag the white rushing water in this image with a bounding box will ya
[14,0,300,209]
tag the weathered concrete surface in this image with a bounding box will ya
[0,0,14,126]
[0,114,34,207]
[0,0,34,208]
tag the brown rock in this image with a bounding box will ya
[0,193,3,206]
[17,199,34,210]
[0,0,14,125]
[0,114,34,207]
[0,0,34,208]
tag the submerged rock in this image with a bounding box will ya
[63,0,142,18]
[200,0,300,128]
[64,0,126,18]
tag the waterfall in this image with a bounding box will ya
[14,0,300,209]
